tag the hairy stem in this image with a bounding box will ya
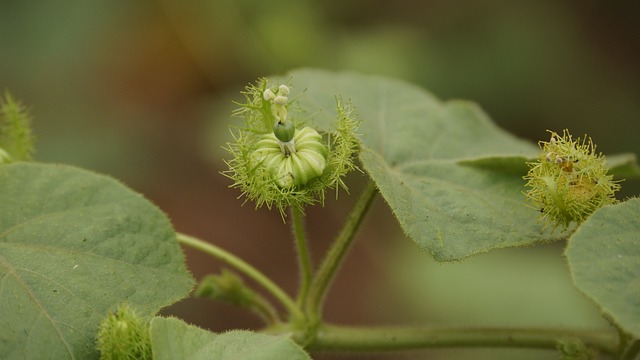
[305,180,377,319]
[302,324,619,355]
[291,206,313,307]
[176,232,303,320]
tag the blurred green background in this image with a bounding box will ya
[2,1,639,358]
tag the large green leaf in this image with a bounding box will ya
[150,317,311,360]
[276,69,562,260]
[0,163,194,359]
[565,198,640,338]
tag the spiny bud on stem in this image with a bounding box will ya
[524,129,621,230]
[0,91,35,163]
[96,304,152,360]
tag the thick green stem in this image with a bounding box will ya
[303,324,619,355]
[176,232,303,320]
[305,180,377,319]
[291,206,312,307]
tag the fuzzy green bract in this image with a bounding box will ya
[275,69,556,260]
[96,304,152,360]
[566,198,640,338]
[149,317,311,360]
[0,163,194,359]
[0,92,35,163]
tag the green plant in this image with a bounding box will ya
[1,69,639,359]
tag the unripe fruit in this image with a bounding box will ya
[253,127,328,188]
[273,121,295,143]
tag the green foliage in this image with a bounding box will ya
[0,92,35,162]
[96,304,152,360]
[278,69,562,261]
[604,153,640,179]
[566,198,640,338]
[0,163,194,359]
[2,69,638,359]
[149,317,311,360]
[524,130,620,230]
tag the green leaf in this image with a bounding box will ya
[565,198,640,338]
[462,153,640,180]
[607,153,640,179]
[150,317,311,360]
[276,69,562,260]
[0,163,194,359]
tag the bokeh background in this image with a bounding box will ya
[2,1,639,359]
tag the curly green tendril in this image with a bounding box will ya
[524,129,621,230]
[223,78,361,218]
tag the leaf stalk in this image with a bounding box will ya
[176,232,303,321]
[304,180,377,319]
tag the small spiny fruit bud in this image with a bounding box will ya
[524,129,621,230]
[96,304,152,360]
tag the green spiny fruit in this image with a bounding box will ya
[96,304,152,360]
[524,129,620,230]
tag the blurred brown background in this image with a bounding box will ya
[2,1,639,358]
